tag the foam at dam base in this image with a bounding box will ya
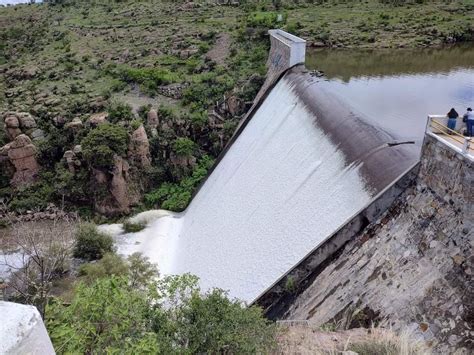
[117,71,416,303]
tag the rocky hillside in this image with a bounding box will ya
[1,0,472,219]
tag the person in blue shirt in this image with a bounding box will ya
[463,108,474,137]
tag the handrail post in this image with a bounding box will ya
[462,138,471,155]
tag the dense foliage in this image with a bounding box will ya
[47,266,276,354]
[145,155,214,211]
[73,223,114,261]
[81,123,129,169]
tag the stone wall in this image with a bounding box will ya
[282,134,473,354]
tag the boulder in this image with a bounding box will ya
[63,150,81,174]
[53,116,66,127]
[128,125,151,168]
[5,134,39,187]
[17,112,37,130]
[88,112,108,127]
[64,117,83,132]
[30,129,45,141]
[226,95,244,116]
[147,109,159,129]
[4,114,22,140]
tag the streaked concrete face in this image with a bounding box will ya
[0,301,55,355]
[120,70,417,303]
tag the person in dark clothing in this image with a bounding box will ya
[447,108,459,131]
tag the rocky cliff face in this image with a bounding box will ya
[93,155,140,216]
[284,135,473,354]
[1,112,41,187]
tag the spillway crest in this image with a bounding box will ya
[122,67,417,303]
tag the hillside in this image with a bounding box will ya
[0,0,472,221]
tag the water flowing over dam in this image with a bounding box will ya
[121,31,419,303]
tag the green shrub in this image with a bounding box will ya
[130,119,143,131]
[173,137,196,157]
[157,104,176,119]
[144,155,214,211]
[118,66,179,91]
[8,182,55,212]
[81,123,129,169]
[107,101,134,123]
[78,253,128,283]
[183,73,235,108]
[73,223,114,261]
[47,272,275,354]
[123,220,146,233]
[246,11,286,28]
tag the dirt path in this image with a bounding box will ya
[206,33,231,66]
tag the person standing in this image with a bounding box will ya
[447,108,459,132]
[463,107,474,137]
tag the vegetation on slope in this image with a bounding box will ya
[0,0,472,219]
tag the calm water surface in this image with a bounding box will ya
[306,45,474,145]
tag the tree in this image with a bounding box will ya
[81,123,129,169]
[1,218,76,318]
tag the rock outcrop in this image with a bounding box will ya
[63,149,81,174]
[128,125,151,168]
[1,134,39,187]
[88,112,108,127]
[93,155,139,216]
[4,114,22,140]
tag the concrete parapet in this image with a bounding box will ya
[0,301,55,354]
[250,30,306,110]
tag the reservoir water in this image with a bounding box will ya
[306,45,474,147]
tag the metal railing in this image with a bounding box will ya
[427,115,472,156]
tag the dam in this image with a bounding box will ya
[117,30,420,303]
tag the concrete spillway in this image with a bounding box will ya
[122,50,417,303]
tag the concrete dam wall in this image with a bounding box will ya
[121,31,419,303]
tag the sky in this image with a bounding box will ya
[0,0,42,5]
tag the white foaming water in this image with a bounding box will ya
[116,77,375,303]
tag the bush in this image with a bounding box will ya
[73,223,113,261]
[8,181,55,212]
[123,220,146,233]
[117,66,179,91]
[144,155,214,211]
[173,137,196,157]
[81,123,129,169]
[78,253,128,283]
[47,272,275,354]
[183,72,235,108]
[107,101,134,123]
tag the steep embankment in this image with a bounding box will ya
[284,135,473,354]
